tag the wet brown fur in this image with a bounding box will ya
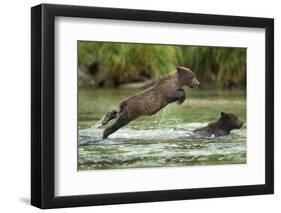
[193,112,244,137]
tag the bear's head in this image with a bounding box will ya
[176,66,200,88]
[220,112,244,130]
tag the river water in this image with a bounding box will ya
[78,88,246,170]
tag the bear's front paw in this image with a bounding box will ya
[176,89,186,105]
[176,97,185,105]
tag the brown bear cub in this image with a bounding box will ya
[193,112,244,137]
[102,66,200,139]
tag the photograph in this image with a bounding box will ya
[30,3,274,209]
[77,41,247,171]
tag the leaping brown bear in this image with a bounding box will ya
[101,66,200,139]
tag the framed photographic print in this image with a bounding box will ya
[31,3,274,209]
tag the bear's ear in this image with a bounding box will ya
[221,112,227,118]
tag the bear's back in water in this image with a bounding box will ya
[193,112,243,137]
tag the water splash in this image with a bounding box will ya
[158,106,169,128]
[91,117,104,129]
[78,121,247,170]
[79,122,222,144]
[174,109,182,126]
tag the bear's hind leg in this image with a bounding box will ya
[102,109,131,139]
[102,110,118,125]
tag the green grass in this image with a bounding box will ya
[78,41,246,89]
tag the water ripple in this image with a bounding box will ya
[78,122,246,170]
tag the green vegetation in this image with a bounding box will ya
[180,47,246,88]
[78,41,246,89]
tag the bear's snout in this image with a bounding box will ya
[191,78,200,88]
[235,120,244,129]
[238,121,244,128]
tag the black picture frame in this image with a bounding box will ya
[31,3,274,209]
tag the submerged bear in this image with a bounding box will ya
[193,112,244,137]
[101,66,200,139]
